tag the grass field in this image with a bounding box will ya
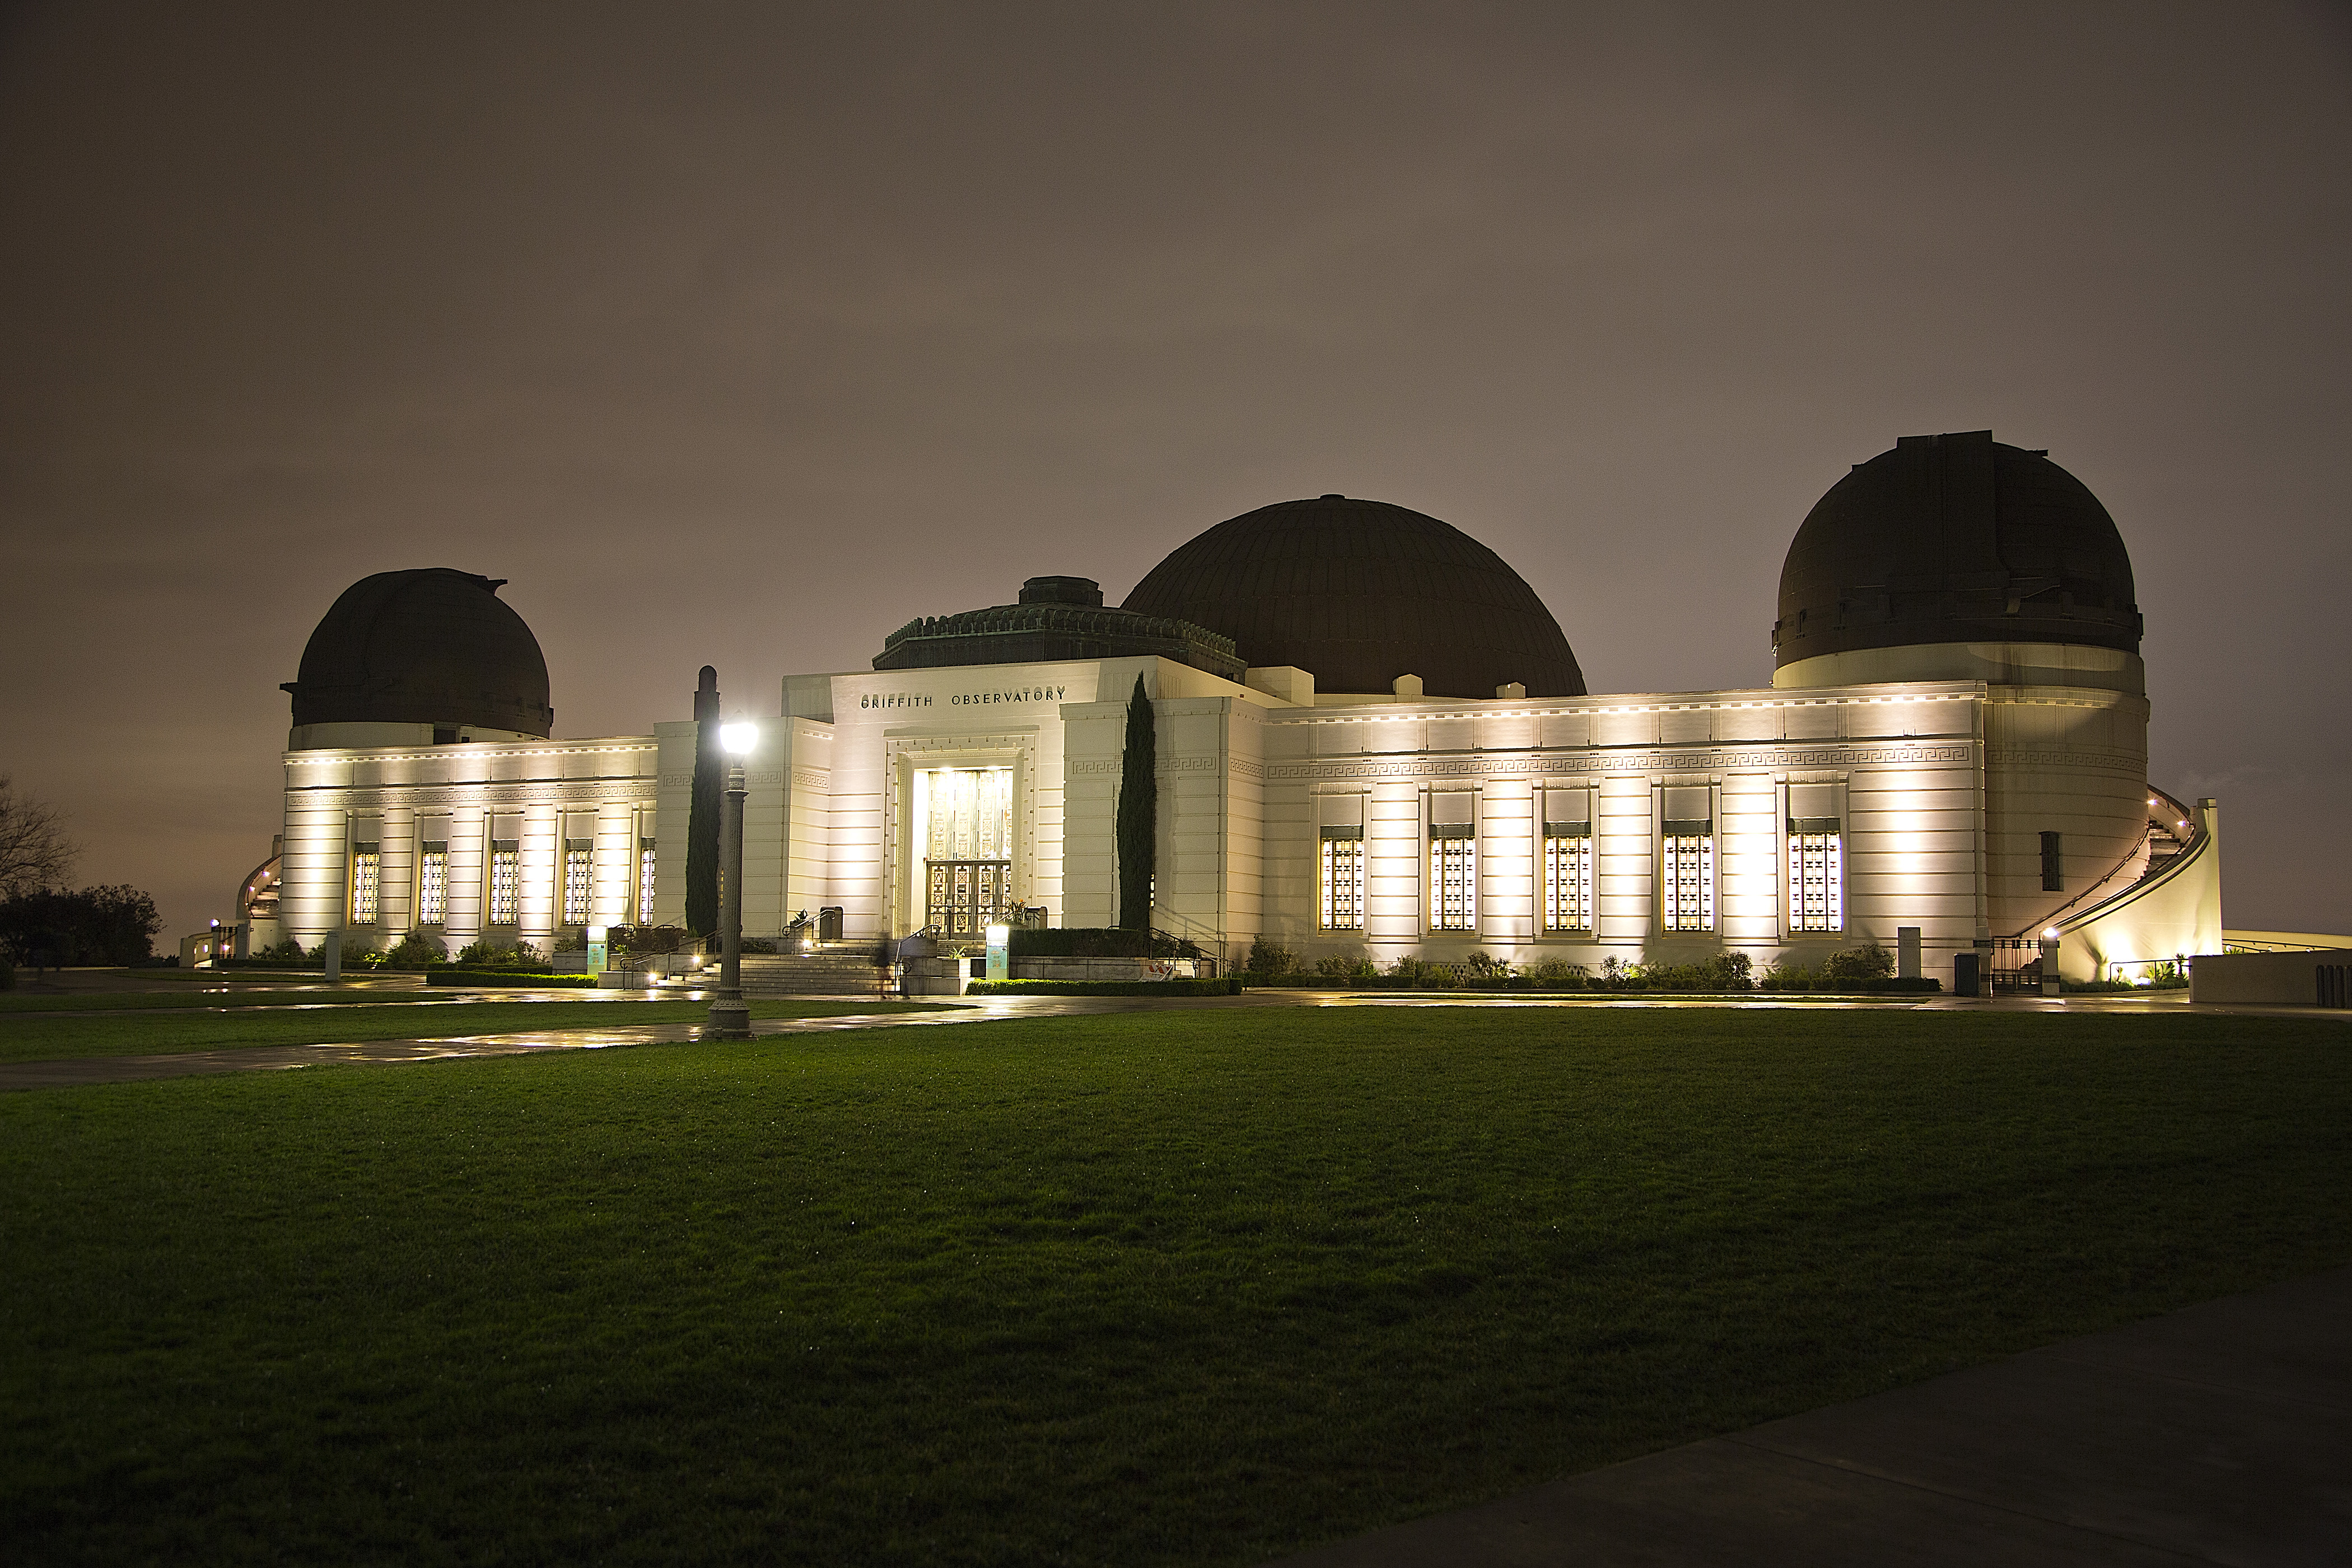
[4,1005,2349,1565]
[0,999,949,1062]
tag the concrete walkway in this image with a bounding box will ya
[0,993,1294,1090]
[1271,1264,2352,1567]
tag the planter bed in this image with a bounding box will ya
[967,977,1243,997]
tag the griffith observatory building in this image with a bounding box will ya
[238,430,2222,987]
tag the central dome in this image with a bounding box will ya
[1123,496,1584,698]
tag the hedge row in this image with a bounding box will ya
[1244,974,1943,995]
[965,977,1243,997]
[424,969,599,988]
[1004,928,1207,959]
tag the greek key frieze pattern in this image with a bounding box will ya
[1264,743,1976,783]
[1985,748,2144,773]
[1067,754,1262,779]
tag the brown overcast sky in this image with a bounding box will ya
[3,1,2348,943]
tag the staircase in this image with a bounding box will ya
[734,949,890,998]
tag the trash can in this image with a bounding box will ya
[1953,951,1980,997]
[818,906,843,942]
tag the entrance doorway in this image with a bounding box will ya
[918,767,1013,935]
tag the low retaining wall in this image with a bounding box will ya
[2190,950,2352,1007]
[1012,957,1205,982]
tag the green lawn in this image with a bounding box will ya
[0,999,950,1061]
[4,1007,2349,1566]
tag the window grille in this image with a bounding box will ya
[1787,817,1842,932]
[1662,819,1714,932]
[418,841,447,925]
[1542,822,1593,932]
[2040,830,2063,892]
[1319,828,1364,931]
[348,843,379,924]
[563,839,592,925]
[1430,824,1475,932]
[488,839,520,925]
[638,838,657,923]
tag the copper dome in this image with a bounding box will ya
[1123,496,1584,698]
[283,568,553,735]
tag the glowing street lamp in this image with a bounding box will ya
[706,718,757,1040]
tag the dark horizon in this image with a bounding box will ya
[3,2,2347,942]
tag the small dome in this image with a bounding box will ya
[1123,496,1585,698]
[1775,432,2140,670]
[283,569,553,735]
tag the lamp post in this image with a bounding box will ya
[706,719,758,1040]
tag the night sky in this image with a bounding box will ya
[4,2,2346,944]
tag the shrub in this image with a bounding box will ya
[1245,936,1299,977]
[1822,943,1896,983]
[257,937,309,963]
[384,931,447,967]
[609,925,689,956]
[453,940,547,971]
[1466,951,1510,979]
[1314,948,1378,979]
[1708,950,1754,991]
[1527,956,1586,986]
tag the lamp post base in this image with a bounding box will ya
[704,997,752,1040]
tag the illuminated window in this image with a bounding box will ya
[1543,822,1593,932]
[1662,818,1714,932]
[638,837,657,922]
[348,842,380,924]
[1430,825,1475,932]
[418,841,448,925]
[563,839,592,925]
[1319,828,1364,931]
[488,839,519,925]
[1788,816,1842,932]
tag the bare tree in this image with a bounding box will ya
[0,777,78,898]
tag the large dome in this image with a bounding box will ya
[282,568,553,736]
[1123,496,1585,698]
[1775,432,2140,671]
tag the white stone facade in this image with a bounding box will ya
[268,645,2220,985]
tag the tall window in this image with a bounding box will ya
[418,841,448,925]
[638,837,657,923]
[2040,830,2064,892]
[1430,825,1475,932]
[348,842,380,924]
[563,839,592,925]
[488,839,520,925]
[1662,818,1714,932]
[1788,817,1842,932]
[1319,828,1365,931]
[1543,821,1593,932]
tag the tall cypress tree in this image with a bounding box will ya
[1116,671,1156,932]
[684,665,722,937]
